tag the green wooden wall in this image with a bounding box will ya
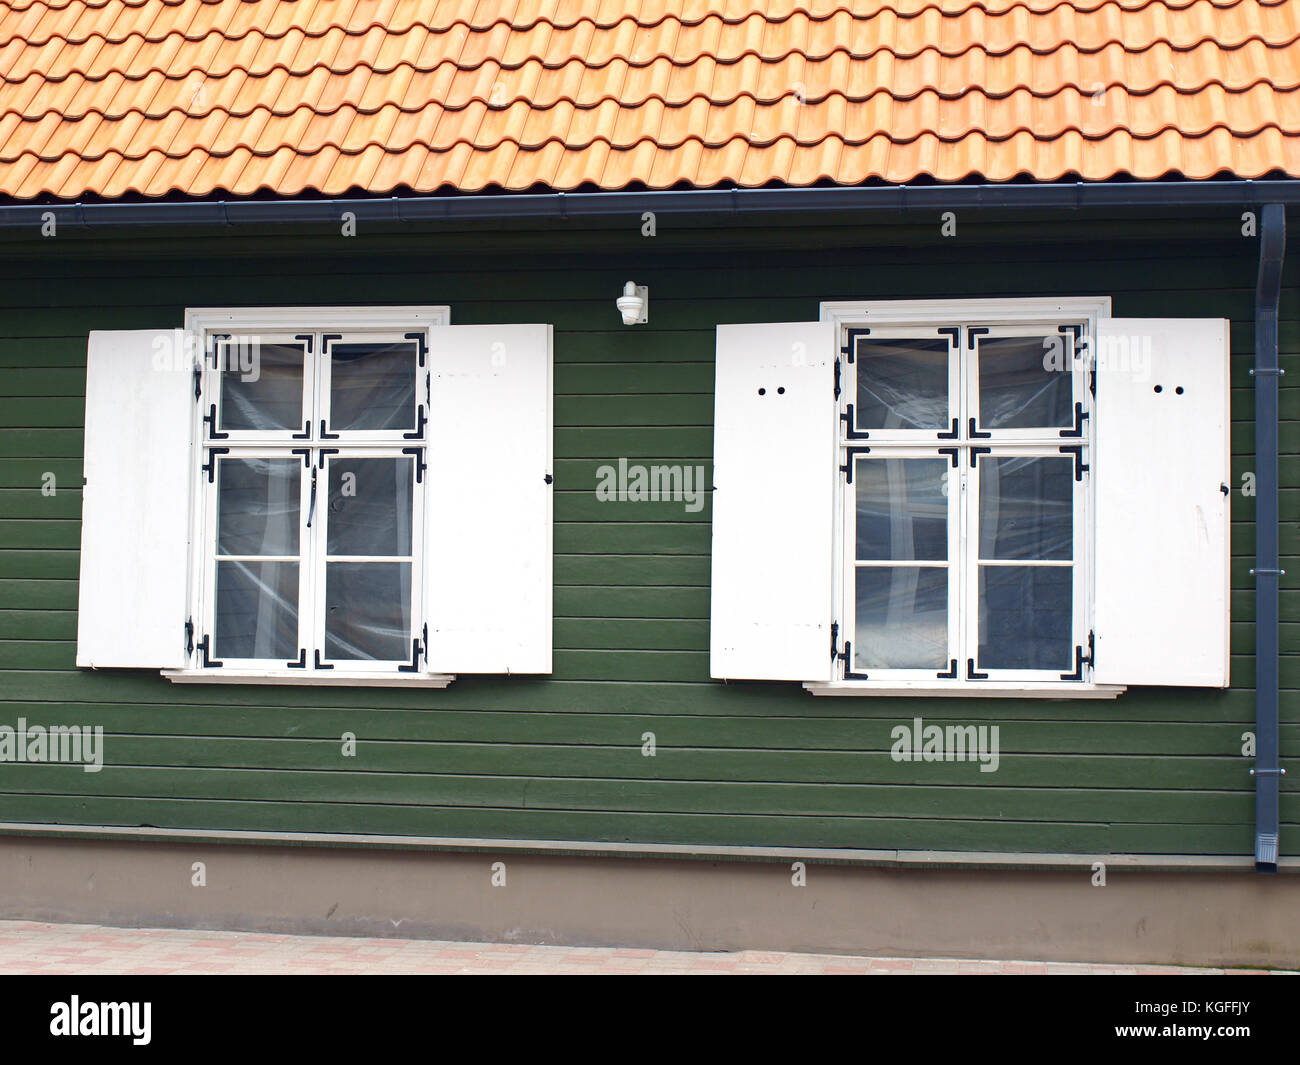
[0,208,1294,856]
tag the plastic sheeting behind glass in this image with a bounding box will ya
[855,337,950,431]
[217,458,300,556]
[327,458,413,557]
[325,562,411,661]
[328,341,418,431]
[855,457,948,560]
[977,335,1072,429]
[978,456,1073,560]
[218,341,306,432]
[978,566,1072,670]
[215,561,299,660]
[854,567,948,670]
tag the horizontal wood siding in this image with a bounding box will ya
[0,211,1294,856]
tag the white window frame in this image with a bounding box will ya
[811,297,1124,698]
[166,306,453,687]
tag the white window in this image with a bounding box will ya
[76,308,554,686]
[710,298,1231,697]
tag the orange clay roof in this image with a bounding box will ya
[0,0,1298,201]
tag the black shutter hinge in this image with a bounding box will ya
[834,356,841,400]
[830,621,839,661]
[184,617,194,657]
[192,362,202,401]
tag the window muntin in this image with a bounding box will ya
[839,320,1091,685]
[197,329,426,674]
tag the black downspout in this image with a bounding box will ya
[1253,203,1286,872]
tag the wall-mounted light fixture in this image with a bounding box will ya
[616,281,648,325]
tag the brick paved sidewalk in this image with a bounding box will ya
[0,920,1291,975]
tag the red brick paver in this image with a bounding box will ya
[0,920,1291,975]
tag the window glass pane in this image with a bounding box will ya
[217,458,300,557]
[978,565,1072,670]
[326,458,413,557]
[854,566,948,670]
[218,341,305,432]
[977,335,1072,429]
[325,562,411,661]
[215,560,298,659]
[978,456,1073,561]
[329,341,417,431]
[855,457,948,561]
[855,337,950,431]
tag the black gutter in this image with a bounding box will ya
[4,179,1300,231]
[1253,204,1287,873]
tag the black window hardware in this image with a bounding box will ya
[192,362,202,401]
[402,404,427,440]
[291,420,311,439]
[937,326,960,344]
[830,622,839,661]
[197,634,222,668]
[843,327,870,364]
[404,330,428,367]
[201,403,229,440]
[937,659,958,679]
[1058,443,1089,480]
[968,417,992,439]
[839,446,871,482]
[1060,630,1095,681]
[293,333,314,354]
[836,639,870,680]
[201,447,229,483]
[833,356,841,400]
[318,448,339,464]
[287,649,307,669]
[967,327,990,348]
[184,618,194,657]
[937,417,959,439]
[206,333,231,369]
[397,635,423,673]
[290,448,312,468]
[840,403,869,440]
[319,418,340,440]
[967,658,989,680]
[969,445,992,467]
[938,447,960,467]
[402,446,427,483]
[306,465,318,528]
[314,650,333,671]
[1059,401,1089,439]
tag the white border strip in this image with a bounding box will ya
[0,824,1291,873]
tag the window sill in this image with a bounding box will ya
[162,670,455,688]
[803,681,1126,699]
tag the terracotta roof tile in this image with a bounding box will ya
[0,0,1297,201]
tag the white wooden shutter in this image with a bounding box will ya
[711,321,836,681]
[425,324,552,673]
[76,329,193,669]
[1093,317,1230,686]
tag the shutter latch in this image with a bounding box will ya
[184,617,194,657]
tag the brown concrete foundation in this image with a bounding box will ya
[1,835,1297,968]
